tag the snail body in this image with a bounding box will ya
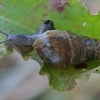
[0,20,55,54]
[33,30,100,67]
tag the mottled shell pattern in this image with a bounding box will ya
[33,30,100,68]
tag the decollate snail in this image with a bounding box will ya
[0,20,100,67]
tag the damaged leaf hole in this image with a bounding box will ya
[43,14,48,18]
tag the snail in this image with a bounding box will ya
[0,20,100,68]
[0,20,55,55]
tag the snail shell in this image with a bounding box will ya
[33,30,100,67]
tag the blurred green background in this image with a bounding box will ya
[0,0,100,100]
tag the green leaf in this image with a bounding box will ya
[40,65,76,91]
[50,0,100,39]
[0,0,100,91]
[40,61,100,91]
